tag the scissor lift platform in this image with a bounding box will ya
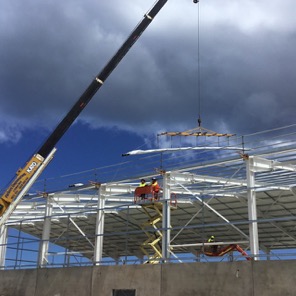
[134,186,177,263]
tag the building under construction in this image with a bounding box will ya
[1,124,296,295]
[1,1,295,294]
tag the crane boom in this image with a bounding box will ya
[38,0,168,158]
[0,0,168,220]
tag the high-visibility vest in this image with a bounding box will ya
[151,181,160,192]
[139,182,146,187]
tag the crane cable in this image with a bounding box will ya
[197,2,202,127]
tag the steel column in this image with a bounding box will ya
[246,157,259,260]
[0,224,8,269]
[38,196,53,267]
[94,185,106,265]
[162,173,171,262]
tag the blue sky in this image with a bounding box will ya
[1,0,296,191]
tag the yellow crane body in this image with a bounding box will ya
[0,154,44,216]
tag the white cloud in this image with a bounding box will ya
[0,0,295,145]
[0,116,26,144]
[201,0,296,33]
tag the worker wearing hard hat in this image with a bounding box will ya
[208,235,218,253]
[139,179,147,200]
[208,235,215,243]
[150,178,161,200]
[139,179,147,187]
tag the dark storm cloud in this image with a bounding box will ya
[1,0,296,143]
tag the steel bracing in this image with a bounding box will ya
[2,125,296,268]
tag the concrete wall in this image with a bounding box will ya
[0,261,295,296]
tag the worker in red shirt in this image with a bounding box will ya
[151,178,161,200]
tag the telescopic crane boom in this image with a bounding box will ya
[0,0,169,222]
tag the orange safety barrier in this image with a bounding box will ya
[134,186,178,207]
[134,185,160,203]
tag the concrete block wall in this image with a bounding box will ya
[0,261,295,296]
[252,260,296,296]
[161,262,253,296]
[0,269,37,296]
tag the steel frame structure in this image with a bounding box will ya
[2,126,296,268]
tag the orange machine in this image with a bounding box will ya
[203,244,251,261]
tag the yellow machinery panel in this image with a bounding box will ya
[0,154,44,216]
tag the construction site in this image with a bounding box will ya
[1,123,296,295]
[1,0,296,295]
